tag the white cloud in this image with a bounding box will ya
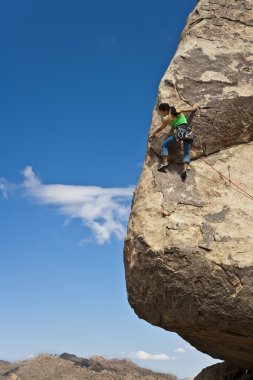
[131,351,176,361]
[0,178,16,198]
[26,354,35,359]
[21,166,134,244]
[78,237,94,246]
[173,348,187,354]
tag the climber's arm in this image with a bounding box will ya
[177,104,199,113]
[152,116,171,137]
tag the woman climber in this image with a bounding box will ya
[152,103,198,180]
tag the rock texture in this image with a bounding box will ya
[194,362,253,380]
[0,354,177,380]
[124,0,253,370]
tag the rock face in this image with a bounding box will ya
[194,362,253,380]
[124,0,253,370]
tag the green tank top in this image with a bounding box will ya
[171,113,187,128]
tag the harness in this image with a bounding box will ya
[174,124,194,142]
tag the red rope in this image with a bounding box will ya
[202,158,253,201]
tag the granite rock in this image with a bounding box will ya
[124,0,253,370]
[194,362,253,380]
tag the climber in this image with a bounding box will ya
[152,103,198,180]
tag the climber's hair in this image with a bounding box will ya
[158,103,180,117]
[158,103,171,112]
[170,106,181,117]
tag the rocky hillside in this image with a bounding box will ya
[124,0,253,378]
[0,353,178,380]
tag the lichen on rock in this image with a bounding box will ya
[124,0,253,371]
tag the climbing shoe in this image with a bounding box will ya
[181,170,187,180]
[158,163,168,172]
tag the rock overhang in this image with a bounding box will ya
[124,0,253,369]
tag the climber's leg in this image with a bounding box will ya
[181,141,191,179]
[158,135,176,171]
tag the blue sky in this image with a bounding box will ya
[0,0,219,378]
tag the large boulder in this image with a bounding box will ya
[194,362,253,380]
[124,0,253,370]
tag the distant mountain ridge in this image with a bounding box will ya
[0,353,178,380]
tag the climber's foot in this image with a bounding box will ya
[158,163,168,172]
[181,170,187,181]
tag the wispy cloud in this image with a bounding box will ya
[20,166,134,244]
[0,178,16,198]
[126,351,177,361]
[26,354,35,359]
[173,348,187,354]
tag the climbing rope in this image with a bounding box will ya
[202,157,253,201]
